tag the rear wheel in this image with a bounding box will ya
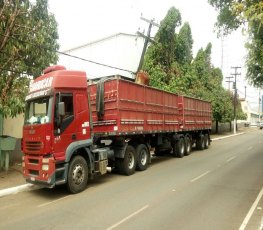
[184,136,192,156]
[116,145,136,175]
[196,134,205,150]
[204,134,209,149]
[136,144,150,171]
[67,155,88,194]
[173,138,185,158]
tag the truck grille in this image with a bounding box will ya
[25,141,42,153]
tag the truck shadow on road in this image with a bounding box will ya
[28,153,187,201]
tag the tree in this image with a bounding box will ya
[143,7,245,131]
[191,44,233,122]
[175,22,193,67]
[208,0,263,87]
[143,7,182,86]
[0,0,59,118]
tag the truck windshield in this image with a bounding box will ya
[25,97,53,124]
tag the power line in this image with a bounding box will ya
[57,51,135,75]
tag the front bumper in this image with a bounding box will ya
[22,155,56,188]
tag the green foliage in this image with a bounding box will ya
[175,22,193,67]
[246,24,263,88]
[0,0,59,118]
[208,0,263,87]
[143,7,246,123]
[143,7,182,85]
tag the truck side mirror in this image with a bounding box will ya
[58,102,65,116]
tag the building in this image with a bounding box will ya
[239,98,260,125]
[58,33,145,79]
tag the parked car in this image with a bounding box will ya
[257,122,263,129]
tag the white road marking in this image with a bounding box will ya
[38,196,70,208]
[190,171,210,183]
[107,205,149,230]
[226,156,236,162]
[260,217,263,230]
[239,186,263,230]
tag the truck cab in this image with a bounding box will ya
[22,66,99,193]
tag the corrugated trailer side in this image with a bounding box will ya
[179,96,212,131]
[89,78,181,135]
[89,77,211,136]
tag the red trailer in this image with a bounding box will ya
[22,66,212,194]
[89,78,211,135]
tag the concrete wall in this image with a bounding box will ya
[2,114,24,165]
[3,114,24,138]
[211,121,245,134]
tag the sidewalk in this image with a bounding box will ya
[0,163,25,190]
[0,127,251,195]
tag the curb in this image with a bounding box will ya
[211,132,245,141]
[0,184,39,198]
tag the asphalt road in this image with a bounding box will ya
[0,130,263,230]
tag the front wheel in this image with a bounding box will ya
[136,144,150,171]
[67,155,88,194]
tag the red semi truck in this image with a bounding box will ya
[22,65,212,193]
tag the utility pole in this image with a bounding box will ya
[258,89,261,122]
[244,86,247,99]
[231,66,241,134]
[225,76,234,91]
[136,17,159,74]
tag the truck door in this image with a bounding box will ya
[53,92,75,161]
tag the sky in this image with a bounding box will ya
[48,0,261,112]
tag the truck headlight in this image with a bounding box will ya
[42,158,49,163]
[42,165,49,171]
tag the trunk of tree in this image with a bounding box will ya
[215,120,219,133]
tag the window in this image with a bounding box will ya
[25,97,53,124]
[54,93,74,134]
[60,94,73,119]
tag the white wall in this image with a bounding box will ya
[3,114,24,138]
[58,34,144,79]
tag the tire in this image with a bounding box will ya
[136,144,150,171]
[117,145,136,176]
[67,155,88,194]
[184,136,192,156]
[204,134,209,149]
[196,134,205,150]
[173,138,185,158]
